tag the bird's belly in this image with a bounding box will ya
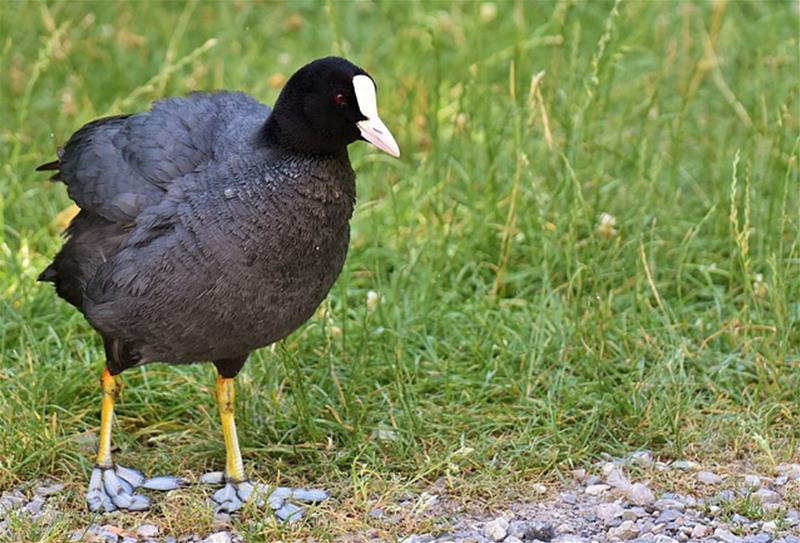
[138,228,349,365]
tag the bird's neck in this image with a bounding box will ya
[261,112,348,159]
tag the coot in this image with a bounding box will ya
[37,56,399,514]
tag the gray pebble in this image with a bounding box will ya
[654,498,685,511]
[483,517,509,541]
[202,532,232,543]
[34,482,64,497]
[137,524,160,537]
[627,482,656,506]
[696,471,723,485]
[671,460,701,472]
[752,488,781,505]
[714,528,743,543]
[607,520,640,540]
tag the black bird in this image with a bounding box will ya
[37,56,399,514]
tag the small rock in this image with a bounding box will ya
[25,498,45,515]
[671,460,701,472]
[504,537,523,543]
[744,534,771,543]
[696,471,723,485]
[137,524,160,538]
[654,498,685,511]
[572,469,587,482]
[585,484,610,496]
[743,475,761,489]
[401,536,433,543]
[714,528,742,543]
[627,482,656,505]
[532,483,548,495]
[607,520,640,540]
[585,475,601,486]
[507,520,555,541]
[34,482,64,497]
[560,491,578,505]
[212,513,231,527]
[776,463,800,480]
[606,467,631,490]
[203,531,233,543]
[621,509,639,521]
[628,451,654,467]
[483,517,509,542]
[752,488,781,505]
[596,503,625,524]
[552,537,589,543]
[654,509,682,524]
[761,521,778,533]
[690,525,710,538]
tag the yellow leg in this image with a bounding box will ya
[215,373,245,482]
[97,368,123,468]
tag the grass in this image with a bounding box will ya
[1,0,798,540]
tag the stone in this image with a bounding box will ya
[690,525,710,538]
[760,521,778,533]
[671,460,701,472]
[560,492,578,505]
[607,520,640,540]
[654,498,685,511]
[627,483,656,505]
[714,528,742,543]
[507,520,555,541]
[203,532,233,543]
[776,463,800,480]
[572,469,587,482]
[504,537,524,543]
[401,536,433,543]
[585,484,610,496]
[628,451,654,467]
[696,471,723,485]
[743,475,761,489]
[596,503,625,524]
[34,482,64,496]
[25,498,45,515]
[654,509,682,524]
[752,488,781,505]
[137,524,160,537]
[552,537,589,543]
[483,517,509,541]
[606,467,631,490]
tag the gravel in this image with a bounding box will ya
[1,458,799,542]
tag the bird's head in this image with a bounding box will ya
[268,56,400,158]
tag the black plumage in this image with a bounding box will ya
[39,57,394,379]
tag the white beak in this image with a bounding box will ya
[353,74,400,158]
[357,117,400,158]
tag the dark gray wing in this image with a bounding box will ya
[45,92,270,222]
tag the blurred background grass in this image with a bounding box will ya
[0,0,798,538]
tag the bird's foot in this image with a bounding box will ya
[202,471,329,520]
[87,464,186,512]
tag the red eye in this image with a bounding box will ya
[334,93,347,106]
